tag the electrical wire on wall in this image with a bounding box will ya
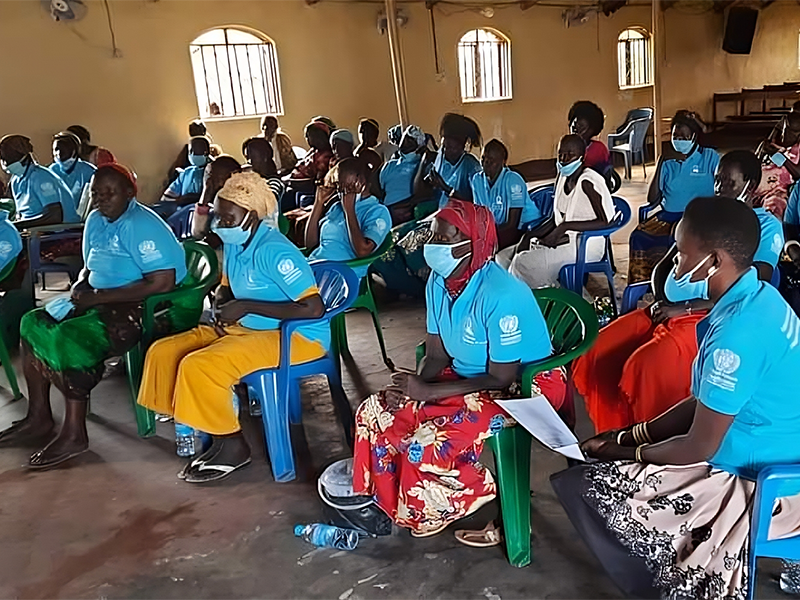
[102,0,122,58]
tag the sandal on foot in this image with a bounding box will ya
[410,522,449,538]
[454,522,503,548]
[183,457,251,483]
[28,447,88,471]
[177,444,223,480]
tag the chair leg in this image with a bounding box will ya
[368,307,394,371]
[326,366,354,451]
[487,425,533,568]
[288,379,302,425]
[253,372,296,482]
[124,345,156,438]
[0,329,20,400]
[332,314,352,360]
[624,152,632,180]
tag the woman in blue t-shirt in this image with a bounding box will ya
[3,164,185,470]
[554,196,800,599]
[352,200,566,539]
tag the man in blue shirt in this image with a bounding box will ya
[0,134,80,228]
[157,136,210,218]
[377,125,425,224]
[48,131,96,214]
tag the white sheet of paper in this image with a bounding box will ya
[496,396,587,462]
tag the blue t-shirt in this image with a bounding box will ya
[425,262,552,378]
[83,200,187,290]
[10,163,80,223]
[785,184,800,226]
[379,152,421,206]
[48,159,96,210]
[224,223,329,348]
[659,146,719,214]
[167,165,205,197]
[434,151,482,209]
[471,167,527,227]
[0,210,22,274]
[308,196,391,279]
[692,268,800,480]
[753,207,784,268]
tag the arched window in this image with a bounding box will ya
[190,27,284,119]
[457,28,512,103]
[617,27,652,89]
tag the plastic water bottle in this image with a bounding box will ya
[175,423,195,457]
[780,560,800,594]
[294,523,359,550]
[247,385,262,417]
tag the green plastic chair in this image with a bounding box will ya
[0,257,23,399]
[330,234,395,370]
[415,287,598,567]
[124,240,220,437]
[278,213,290,235]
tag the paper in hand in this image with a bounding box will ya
[496,396,587,462]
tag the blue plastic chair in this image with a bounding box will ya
[558,197,632,315]
[523,184,555,232]
[638,202,661,224]
[749,464,800,599]
[242,261,360,483]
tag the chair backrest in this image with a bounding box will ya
[292,146,307,160]
[345,234,394,269]
[628,115,653,153]
[532,287,599,360]
[309,260,361,319]
[617,107,654,132]
[182,240,219,292]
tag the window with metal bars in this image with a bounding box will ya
[457,28,512,103]
[189,27,284,119]
[617,28,652,89]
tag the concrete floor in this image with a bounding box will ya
[0,170,787,599]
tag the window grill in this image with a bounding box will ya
[457,28,512,103]
[617,28,652,89]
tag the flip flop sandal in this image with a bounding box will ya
[176,445,223,480]
[28,448,89,471]
[183,457,251,483]
[454,522,503,548]
[410,522,449,538]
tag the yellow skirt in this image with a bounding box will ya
[137,324,326,435]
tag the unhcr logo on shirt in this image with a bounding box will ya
[499,315,521,346]
[278,257,302,285]
[138,239,163,264]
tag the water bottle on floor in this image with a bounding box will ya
[294,523,359,550]
[175,423,196,457]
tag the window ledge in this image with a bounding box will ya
[461,96,513,104]
[618,84,653,91]
[200,113,284,123]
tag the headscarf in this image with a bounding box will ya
[306,120,331,138]
[387,124,403,146]
[436,199,497,296]
[97,163,138,195]
[330,129,354,146]
[311,116,337,131]
[0,135,33,158]
[402,125,426,147]
[217,171,278,227]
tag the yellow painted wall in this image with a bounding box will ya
[1,0,800,203]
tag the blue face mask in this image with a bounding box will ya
[189,154,209,167]
[557,158,582,177]
[671,137,695,155]
[423,240,471,279]
[211,221,252,246]
[45,296,75,322]
[664,254,715,303]
[2,159,26,177]
[57,157,77,171]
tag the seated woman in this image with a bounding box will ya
[305,158,391,278]
[66,125,116,167]
[283,120,334,211]
[329,129,355,170]
[138,172,328,483]
[507,134,614,289]
[470,139,530,250]
[0,134,80,228]
[355,118,385,175]
[353,200,566,537]
[568,100,610,173]
[376,125,426,225]
[260,115,297,176]
[48,130,96,213]
[426,113,483,210]
[157,136,211,218]
[628,110,719,283]
[242,137,285,202]
[189,155,241,243]
[574,150,781,433]
[0,164,186,468]
[753,107,800,219]
[553,196,800,600]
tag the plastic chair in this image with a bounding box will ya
[415,287,599,567]
[748,464,800,599]
[242,261,360,482]
[558,197,632,316]
[124,240,220,437]
[621,281,651,314]
[331,235,395,370]
[523,184,555,232]
[608,108,653,180]
[26,223,84,290]
[0,257,24,399]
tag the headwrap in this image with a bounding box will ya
[0,135,33,158]
[387,124,403,146]
[436,199,497,296]
[402,125,426,147]
[306,120,332,137]
[312,115,337,131]
[97,163,138,195]
[329,129,354,146]
[217,171,278,227]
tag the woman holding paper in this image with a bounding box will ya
[553,197,800,599]
[352,200,566,540]
[0,164,186,469]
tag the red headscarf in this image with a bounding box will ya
[96,162,138,195]
[436,199,498,296]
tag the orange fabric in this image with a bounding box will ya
[572,308,706,433]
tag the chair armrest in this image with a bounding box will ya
[608,124,635,147]
[25,223,84,236]
[639,203,661,222]
[140,283,209,343]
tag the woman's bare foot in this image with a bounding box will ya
[28,426,89,470]
[0,415,56,445]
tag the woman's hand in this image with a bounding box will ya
[71,288,98,314]
[426,170,449,192]
[650,301,687,324]
[581,432,634,461]
[388,371,434,402]
[539,226,567,249]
